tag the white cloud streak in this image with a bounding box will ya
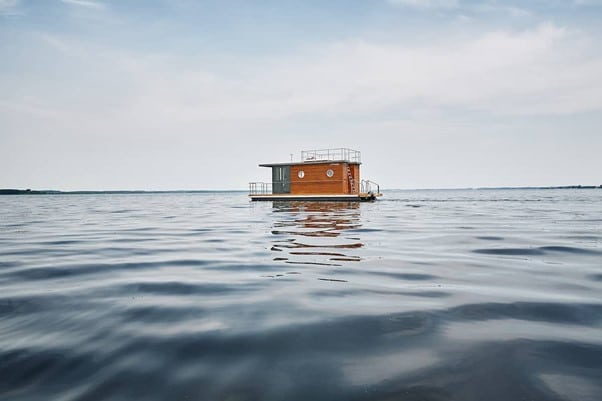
[61,0,105,10]
[0,0,21,15]
[387,0,459,9]
[573,0,602,5]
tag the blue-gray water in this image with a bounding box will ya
[1,189,601,401]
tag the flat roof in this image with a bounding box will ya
[259,160,361,167]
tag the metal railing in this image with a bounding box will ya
[301,148,361,163]
[360,180,380,195]
[251,179,380,196]
[249,182,272,195]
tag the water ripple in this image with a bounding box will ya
[0,189,601,400]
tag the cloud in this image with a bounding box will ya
[574,0,602,5]
[36,32,73,53]
[387,0,459,9]
[472,3,531,17]
[0,0,21,15]
[61,0,105,10]
[2,22,601,142]
[388,0,532,17]
[145,22,598,120]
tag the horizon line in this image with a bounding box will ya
[1,184,601,195]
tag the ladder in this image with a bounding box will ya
[346,164,356,193]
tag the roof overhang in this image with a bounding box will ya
[259,160,361,167]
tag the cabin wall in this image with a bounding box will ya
[289,163,361,195]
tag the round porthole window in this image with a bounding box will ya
[298,170,305,178]
[326,169,334,178]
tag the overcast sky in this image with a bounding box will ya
[1,0,601,190]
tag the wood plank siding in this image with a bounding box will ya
[289,162,360,195]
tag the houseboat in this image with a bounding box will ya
[249,148,382,201]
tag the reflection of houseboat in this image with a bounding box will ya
[249,148,382,201]
[270,201,363,266]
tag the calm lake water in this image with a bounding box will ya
[1,189,601,401]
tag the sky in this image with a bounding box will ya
[1,0,601,190]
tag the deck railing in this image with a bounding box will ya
[249,182,272,195]
[301,148,361,163]
[250,180,380,196]
[360,180,380,195]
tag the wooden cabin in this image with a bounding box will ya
[249,148,381,201]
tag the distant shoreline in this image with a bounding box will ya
[0,189,247,195]
[1,186,600,195]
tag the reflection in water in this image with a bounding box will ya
[270,202,363,266]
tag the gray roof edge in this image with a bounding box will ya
[259,160,362,167]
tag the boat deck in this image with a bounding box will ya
[249,193,381,202]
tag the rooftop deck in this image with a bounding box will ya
[301,148,361,163]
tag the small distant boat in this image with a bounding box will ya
[249,148,382,202]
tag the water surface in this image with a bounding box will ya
[1,189,601,400]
